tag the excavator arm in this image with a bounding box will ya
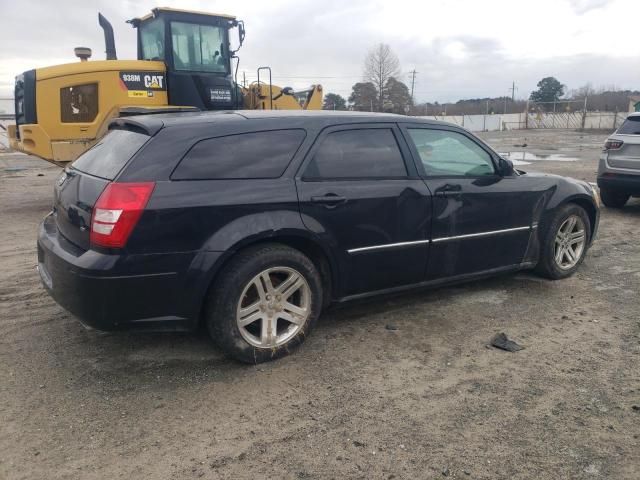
[242,83,323,110]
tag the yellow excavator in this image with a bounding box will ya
[8,7,323,164]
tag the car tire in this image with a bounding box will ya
[600,188,629,209]
[205,243,323,363]
[535,203,591,280]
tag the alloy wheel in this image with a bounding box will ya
[554,215,586,270]
[236,267,311,348]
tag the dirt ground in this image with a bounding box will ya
[1,129,639,480]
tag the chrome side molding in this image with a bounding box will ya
[347,225,535,254]
[347,239,431,254]
[432,225,533,243]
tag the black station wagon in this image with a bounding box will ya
[38,111,600,362]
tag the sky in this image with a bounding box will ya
[0,0,638,108]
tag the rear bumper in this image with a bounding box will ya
[37,213,223,331]
[597,173,640,195]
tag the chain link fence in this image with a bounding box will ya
[0,97,633,150]
[419,110,628,133]
[0,97,15,151]
[0,116,12,151]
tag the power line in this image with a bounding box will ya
[243,74,363,79]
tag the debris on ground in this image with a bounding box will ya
[385,324,399,331]
[490,332,524,352]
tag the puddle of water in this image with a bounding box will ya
[505,158,531,166]
[500,151,578,162]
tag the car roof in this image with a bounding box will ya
[113,110,456,135]
[627,112,640,118]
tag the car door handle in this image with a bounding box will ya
[435,184,462,197]
[310,194,347,207]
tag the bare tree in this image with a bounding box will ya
[363,43,400,111]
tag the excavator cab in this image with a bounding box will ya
[128,8,245,110]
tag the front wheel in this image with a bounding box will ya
[205,244,323,363]
[536,204,591,280]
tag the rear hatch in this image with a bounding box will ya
[53,128,150,250]
[608,117,640,171]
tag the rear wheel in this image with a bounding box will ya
[205,244,322,363]
[600,188,629,208]
[536,204,591,280]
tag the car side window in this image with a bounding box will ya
[407,128,495,177]
[303,129,407,179]
[172,129,305,180]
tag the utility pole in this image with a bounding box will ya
[242,71,246,88]
[409,69,418,103]
[510,81,516,102]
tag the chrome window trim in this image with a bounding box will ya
[347,225,535,254]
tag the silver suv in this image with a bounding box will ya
[597,112,640,208]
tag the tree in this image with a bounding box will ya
[363,43,400,111]
[348,82,377,111]
[530,77,565,104]
[383,77,412,114]
[571,83,595,99]
[322,93,347,110]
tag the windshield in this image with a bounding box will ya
[170,21,228,73]
[139,17,165,61]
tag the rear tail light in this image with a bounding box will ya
[604,139,624,150]
[90,182,155,248]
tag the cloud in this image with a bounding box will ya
[568,0,611,14]
[0,0,637,105]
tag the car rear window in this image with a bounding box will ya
[617,117,640,135]
[172,129,306,180]
[71,128,149,180]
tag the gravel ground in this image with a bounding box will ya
[1,129,639,479]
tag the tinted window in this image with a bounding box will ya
[71,129,149,180]
[617,117,640,135]
[173,130,305,180]
[408,129,495,177]
[304,129,407,179]
[60,83,98,123]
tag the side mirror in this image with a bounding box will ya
[231,20,245,56]
[498,157,515,176]
[237,21,246,48]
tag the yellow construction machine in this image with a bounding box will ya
[8,7,323,164]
